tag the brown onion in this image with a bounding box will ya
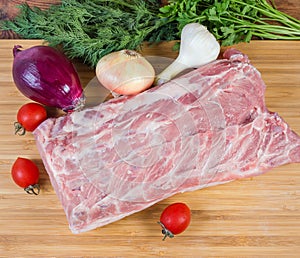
[95,50,155,96]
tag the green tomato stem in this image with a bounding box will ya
[24,184,40,195]
[157,221,174,241]
[14,122,26,136]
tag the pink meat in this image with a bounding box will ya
[33,49,300,233]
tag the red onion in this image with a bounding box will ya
[12,45,85,112]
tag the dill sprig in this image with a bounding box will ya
[2,0,177,67]
[2,0,300,68]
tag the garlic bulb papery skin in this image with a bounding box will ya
[155,23,220,85]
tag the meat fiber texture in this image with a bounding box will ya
[33,49,300,233]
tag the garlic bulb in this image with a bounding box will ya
[155,23,220,85]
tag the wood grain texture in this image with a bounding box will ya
[0,40,300,257]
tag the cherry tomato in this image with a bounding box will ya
[11,157,40,195]
[158,202,191,240]
[14,102,47,135]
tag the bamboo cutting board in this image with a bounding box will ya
[0,40,300,257]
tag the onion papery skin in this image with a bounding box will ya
[96,50,155,96]
[12,45,85,112]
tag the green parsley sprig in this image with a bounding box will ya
[160,0,300,46]
[2,0,300,68]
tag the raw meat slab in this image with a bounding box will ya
[33,49,300,233]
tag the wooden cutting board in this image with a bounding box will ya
[0,40,300,257]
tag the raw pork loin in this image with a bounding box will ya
[34,49,300,233]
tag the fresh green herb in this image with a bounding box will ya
[2,0,300,68]
[159,0,300,46]
[1,0,177,67]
